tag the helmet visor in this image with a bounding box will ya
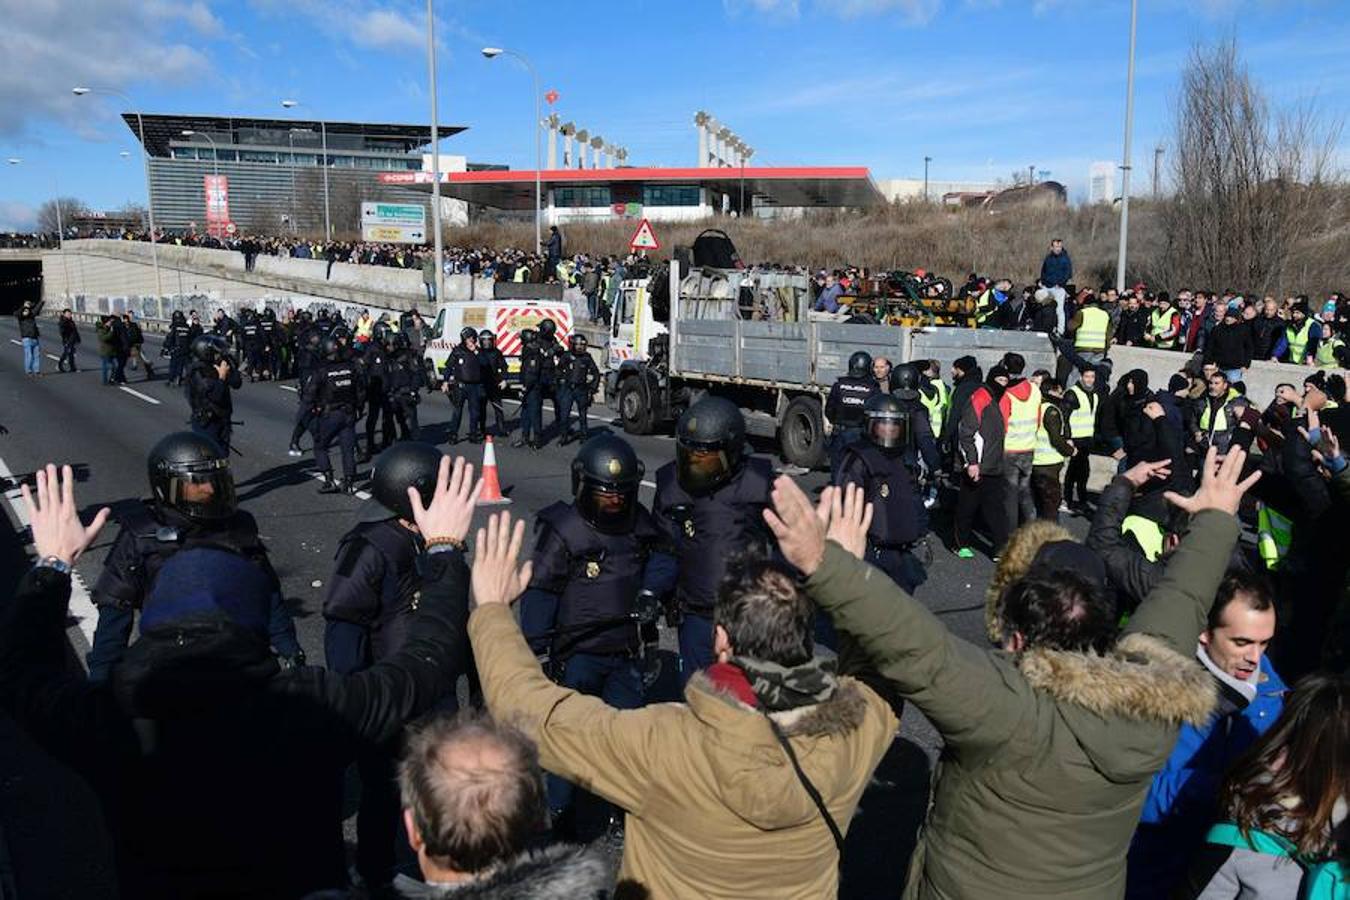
[164,460,237,521]
[577,483,639,534]
[676,443,733,495]
[866,411,909,450]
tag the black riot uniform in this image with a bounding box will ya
[360,328,396,461]
[186,334,242,454]
[163,311,195,387]
[834,392,928,593]
[302,333,365,493]
[535,318,565,443]
[441,328,483,444]
[518,434,675,836]
[385,332,428,441]
[653,396,774,682]
[825,350,881,471]
[288,326,325,456]
[258,307,280,379]
[239,310,263,380]
[514,328,544,449]
[86,431,302,683]
[558,334,601,445]
[889,364,941,475]
[212,309,237,346]
[322,442,458,889]
[477,329,509,437]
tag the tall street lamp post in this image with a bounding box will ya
[482,46,542,252]
[281,99,332,239]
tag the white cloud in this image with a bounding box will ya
[249,0,441,54]
[351,8,425,51]
[818,0,941,24]
[0,200,38,232]
[0,1,215,139]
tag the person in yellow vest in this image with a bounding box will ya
[1196,370,1243,454]
[1031,379,1075,522]
[918,358,949,440]
[1144,293,1181,350]
[999,352,1042,527]
[1062,367,1099,513]
[1315,303,1344,368]
[1282,301,1320,366]
[1065,294,1114,388]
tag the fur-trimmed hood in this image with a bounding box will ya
[985,520,1073,642]
[683,671,872,829]
[388,844,613,899]
[1017,632,1217,779]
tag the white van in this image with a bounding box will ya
[422,283,574,387]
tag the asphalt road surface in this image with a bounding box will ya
[0,317,1090,895]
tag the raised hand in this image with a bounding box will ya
[21,464,110,566]
[1122,459,1171,488]
[1164,446,1260,516]
[825,482,873,561]
[471,511,532,608]
[763,476,831,576]
[407,455,482,541]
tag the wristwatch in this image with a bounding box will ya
[35,556,73,575]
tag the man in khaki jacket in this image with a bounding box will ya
[763,447,1260,900]
[466,513,899,899]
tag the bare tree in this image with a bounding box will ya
[1162,37,1341,294]
[36,197,88,233]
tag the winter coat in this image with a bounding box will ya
[16,307,39,339]
[59,317,80,344]
[1040,250,1072,288]
[468,604,899,899]
[95,320,118,357]
[803,509,1237,899]
[373,845,614,899]
[1204,322,1254,371]
[0,553,470,900]
[940,368,982,454]
[957,384,1008,475]
[1087,476,1163,610]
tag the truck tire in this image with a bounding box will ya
[780,396,826,469]
[618,376,656,435]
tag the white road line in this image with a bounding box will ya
[279,384,298,393]
[640,480,657,490]
[307,470,372,500]
[7,339,19,346]
[500,396,615,425]
[45,353,61,362]
[0,454,99,645]
[117,385,161,405]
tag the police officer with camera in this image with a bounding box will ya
[86,431,303,682]
[441,327,483,445]
[558,333,602,445]
[834,391,929,593]
[303,332,364,494]
[653,396,775,681]
[825,350,881,471]
[186,334,242,454]
[518,434,675,836]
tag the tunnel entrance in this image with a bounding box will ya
[0,261,43,314]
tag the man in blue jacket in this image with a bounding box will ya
[1126,570,1286,898]
[1039,238,1073,332]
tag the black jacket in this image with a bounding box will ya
[0,550,470,900]
[1085,476,1161,612]
[1204,321,1254,370]
[16,306,40,339]
[941,369,983,454]
[188,362,242,425]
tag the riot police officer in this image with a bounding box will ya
[288,326,325,457]
[535,318,565,441]
[558,333,601,445]
[302,333,364,494]
[162,310,195,388]
[360,325,396,462]
[653,396,775,681]
[212,308,237,345]
[834,393,928,593]
[258,307,280,380]
[514,328,543,449]
[477,329,509,438]
[441,327,483,445]
[386,331,428,441]
[86,431,303,682]
[186,334,242,454]
[889,363,941,476]
[239,308,263,381]
[825,350,880,471]
[519,434,674,836]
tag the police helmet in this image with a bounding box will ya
[317,309,331,323]
[891,363,921,400]
[171,310,186,324]
[847,351,873,379]
[360,442,444,523]
[147,431,237,521]
[569,334,588,353]
[863,393,911,454]
[190,334,229,365]
[261,307,276,321]
[537,318,557,339]
[459,326,478,344]
[300,309,314,324]
[478,329,495,348]
[519,328,538,346]
[330,325,352,347]
[390,331,410,352]
[571,434,644,534]
[323,334,349,361]
[305,330,322,351]
[674,396,747,495]
[371,321,392,347]
[241,308,256,323]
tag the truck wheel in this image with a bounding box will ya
[619,377,655,435]
[780,396,826,469]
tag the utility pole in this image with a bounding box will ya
[1115,0,1139,295]
[1028,164,1036,186]
[426,0,444,305]
[1152,145,1164,199]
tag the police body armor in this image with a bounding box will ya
[167,323,193,356]
[326,520,422,661]
[187,365,225,426]
[95,501,272,611]
[832,375,876,428]
[655,456,774,615]
[317,362,360,411]
[519,343,543,388]
[537,337,561,385]
[538,502,657,658]
[839,441,922,548]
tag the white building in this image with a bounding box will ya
[1089,162,1115,205]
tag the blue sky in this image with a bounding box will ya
[1,0,1346,229]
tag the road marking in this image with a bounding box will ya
[118,385,161,405]
[7,339,18,346]
[0,454,99,645]
[279,384,298,393]
[45,354,61,362]
[307,470,373,500]
[500,396,626,425]
[640,480,657,490]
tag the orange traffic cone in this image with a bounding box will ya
[476,435,512,507]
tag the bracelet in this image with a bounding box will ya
[35,555,73,575]
[425,536,466,552]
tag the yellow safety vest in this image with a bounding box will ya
[513,265,529,283]
[1149,308,1176,348]
[974,290,999,326]
[920,382,945,437]
[1075,306,1110,351]
[1004,383,1042,453]
[1199,388,1239,434]
[1256,503,1293,570]
[1067,385,1097,439]
[1034,406,1067,466]
[1122,515,1165,562]
[1316,333,1343,367]
[1286,320,1314,363]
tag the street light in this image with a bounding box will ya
[1115,0,1139,294]
[482,46,543,252]
[426,1,444,304]
[286,126,314,234]
[8,158,72,286]
[72,85,161,296]
[181,130,219,178]
[281,99,332,239]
